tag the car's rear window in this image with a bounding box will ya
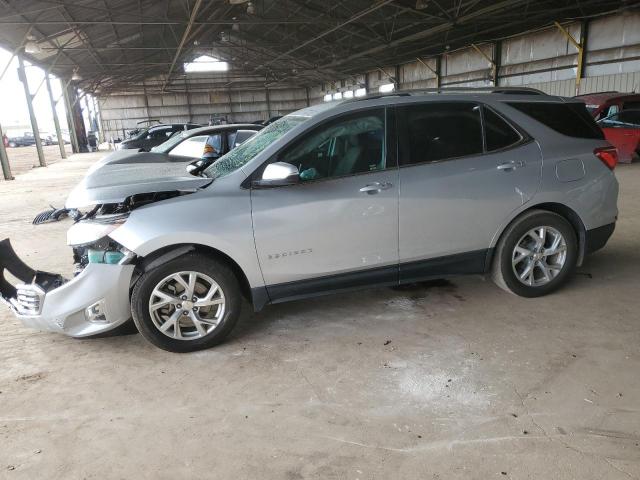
[507,102,604,139]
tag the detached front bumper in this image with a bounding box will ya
[1,239,134,338]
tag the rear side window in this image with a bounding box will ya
[399,102,484,165]
[483,107,522,151]
[507,102,604,139]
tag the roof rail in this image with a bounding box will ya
[345,86,547,103]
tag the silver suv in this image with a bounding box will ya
[1,91,619,352]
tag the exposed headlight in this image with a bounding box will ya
[67,214,129,247]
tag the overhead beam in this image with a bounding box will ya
[319,0,529,70]
[253,0,396,72]
[162,0,203,92]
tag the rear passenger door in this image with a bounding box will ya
[396,102,541,282]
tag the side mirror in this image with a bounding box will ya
[253,162,299,188]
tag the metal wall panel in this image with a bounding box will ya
[100,13,640,141]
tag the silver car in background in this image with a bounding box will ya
[1,91,619,352]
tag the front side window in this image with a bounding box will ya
[169,135,210,158]
[483,107,522,152]
[276,110,386,182]
[399,102,484,166]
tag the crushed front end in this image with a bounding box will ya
[0,205,139,338]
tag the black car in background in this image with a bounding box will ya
[6,132,37,147]
[118,123,202,151]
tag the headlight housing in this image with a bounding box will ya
[67,213,129,247]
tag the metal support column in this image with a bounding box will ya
[93,96,105,144]
[266,88,272,119]
[493,41,502,86]
[416,57,440,89]
[554,21,584,94]
[305,87,310,107]
[471,43,497,86]
[17,56,46,167]
[45,74,66,159]
[62,83,80,153]
[0,122,13,180]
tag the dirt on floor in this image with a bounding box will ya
[0,153,639,479]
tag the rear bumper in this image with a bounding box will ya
[1,238,134,338]
[585,222,615,255]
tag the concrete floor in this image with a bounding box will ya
[1,153,639,479]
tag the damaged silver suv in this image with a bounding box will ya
[1,91,619,352]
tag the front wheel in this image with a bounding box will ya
[131,253,242,352]
[492,210,578,297]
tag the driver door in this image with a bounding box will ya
[250,108,399,301]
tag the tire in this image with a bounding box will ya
[131,253,242,352]
[492,210,578,297]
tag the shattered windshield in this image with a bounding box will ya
[203,115,308,179]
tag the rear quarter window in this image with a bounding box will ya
[507,102,604,140]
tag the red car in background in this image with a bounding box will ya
[597,110,640,163]
[576,92,640,120]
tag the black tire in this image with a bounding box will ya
[492,210,578,297]
[131,253,241,352]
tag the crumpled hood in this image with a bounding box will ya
[86,150,173,175]
[66,162,212,208]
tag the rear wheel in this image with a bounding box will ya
[131,253,241,352]
[492,210,578,297]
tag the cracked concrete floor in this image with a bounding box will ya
[1,153,639,479]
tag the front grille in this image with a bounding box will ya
[12,285,45,315]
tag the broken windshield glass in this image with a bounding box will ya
[203,116,308,179]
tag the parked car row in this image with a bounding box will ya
[116,117,278,152]
[1,91,619,352]
[3,131,71,148]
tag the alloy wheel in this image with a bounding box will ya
[148,271,226,340]
[511,226,567,287]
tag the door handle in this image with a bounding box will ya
[497,160,524,171]
[359,182,393,194]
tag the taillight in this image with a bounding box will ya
[594,146,618,170]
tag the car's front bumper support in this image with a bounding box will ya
[1,238,135,338]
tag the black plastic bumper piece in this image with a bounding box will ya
[0,238,64,302]
[585,223,615,255]
[0,238,36,301]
